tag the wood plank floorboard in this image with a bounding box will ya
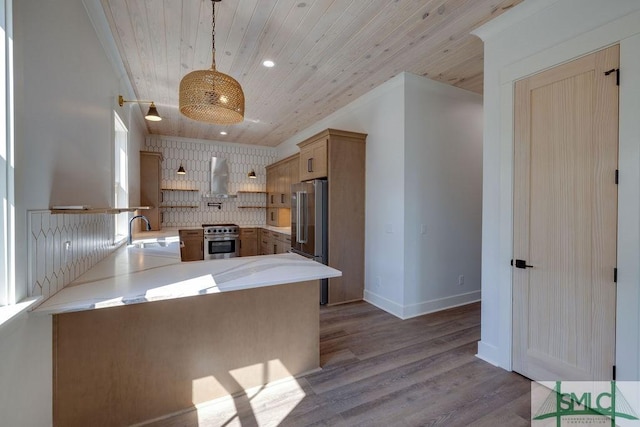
[143,301,532,427]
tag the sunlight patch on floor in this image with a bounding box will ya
[192,376,307,427]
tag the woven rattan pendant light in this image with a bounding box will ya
[179,0,244,125]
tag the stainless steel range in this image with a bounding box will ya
[203,224,240,260]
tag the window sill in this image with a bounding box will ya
[0,297,43,333]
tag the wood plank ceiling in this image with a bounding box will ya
[101,0,522,147]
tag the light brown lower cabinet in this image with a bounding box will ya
[52,281,320,426]
[178,229,204,261]
[259,229,290,255]
[239,228,258,256]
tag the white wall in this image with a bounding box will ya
[474,0,640,379]
[403,73,483,317]
[0,0,147,424]
[277,73,483,318]
[278,75,408,311]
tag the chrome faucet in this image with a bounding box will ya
[128,215,151,245]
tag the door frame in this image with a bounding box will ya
[474,17,640,379]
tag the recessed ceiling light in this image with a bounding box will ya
[220,131,228,136]
[263,60,275,68]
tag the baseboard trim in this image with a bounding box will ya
[401,290,481,320]
[364,289,482,320]
[363,290,404,318]
[476,340,503,368]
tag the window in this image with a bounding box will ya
[113,111,128,242]
[0,0,13,307]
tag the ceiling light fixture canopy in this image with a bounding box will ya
[179,0,244,125]
[118,95,162,121]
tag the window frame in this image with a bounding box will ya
[0,0,14,307]
[113,110,128,244]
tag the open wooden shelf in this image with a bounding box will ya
[236,191,267,194]
[161,188,199,192]
[238,206,266,209]
[50,207,150,215]
[160,205,199,209]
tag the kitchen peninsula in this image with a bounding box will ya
[35,243,340,426]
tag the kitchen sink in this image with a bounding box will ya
[133,241,170,248]
[128,239,181,258]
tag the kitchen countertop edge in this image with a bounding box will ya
[32,249,340,316]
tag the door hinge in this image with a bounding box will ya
[614,267,618,283]
[615,169,619,184]
[613,365,617,380]
[604,68,620,86]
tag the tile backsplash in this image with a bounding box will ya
[26,137,279,302]
[28,210,117,300]
[145,136,277,227]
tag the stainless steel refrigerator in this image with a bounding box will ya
[291,179,329,304]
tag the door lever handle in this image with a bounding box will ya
[511,259,534,269]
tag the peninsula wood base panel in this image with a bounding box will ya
[52,280,319,426]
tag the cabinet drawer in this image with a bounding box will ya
[271,231,280,240]
[240,228,257,236]
[179,229,204,238]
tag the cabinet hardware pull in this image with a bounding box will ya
[308,158,313,173]
[511,259,534,269]
[280,194,285,204]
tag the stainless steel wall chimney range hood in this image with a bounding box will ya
[208,157,236,198]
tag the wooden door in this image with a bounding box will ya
[513,46,619,380]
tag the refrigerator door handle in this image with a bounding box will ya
[295,191,306,244]
[300,191,308,244]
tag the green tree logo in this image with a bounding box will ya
[533,381,639,426]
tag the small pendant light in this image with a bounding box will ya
[177,163,186,175]
[248,169,256,179]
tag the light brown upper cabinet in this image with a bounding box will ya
[299,137,327,181]
[296,129,367,305]
[140,151,163,230]
[265,154,299,222]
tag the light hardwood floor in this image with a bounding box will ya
[144,302,531,427]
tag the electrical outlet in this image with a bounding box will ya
[458,275,464,286]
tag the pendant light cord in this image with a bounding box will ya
[211,0,216,70]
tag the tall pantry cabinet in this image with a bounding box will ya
[297,129,367,305]
[140,151,163,230]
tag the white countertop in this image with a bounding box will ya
[33,243,340,316]
[241,225,291,235]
